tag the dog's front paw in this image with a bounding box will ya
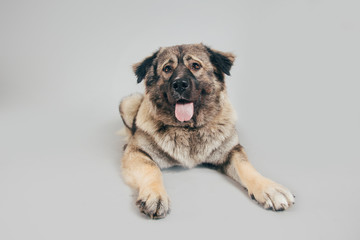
[247,177,295,211]
[136,188,170,219]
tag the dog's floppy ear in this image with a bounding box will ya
[133,50,159,83]
[205,46,235,81]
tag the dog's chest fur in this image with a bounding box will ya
[135,103,239,168]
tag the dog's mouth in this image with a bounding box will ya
[175,99,194,122]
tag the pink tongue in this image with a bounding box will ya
[175,102,194,122]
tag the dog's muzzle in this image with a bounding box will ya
[166,65,200,122]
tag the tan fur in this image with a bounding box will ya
[224,148,295,210]
[122,144,170,219]
[120,44,294,219]
[119,93,143,128]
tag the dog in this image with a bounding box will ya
[119,43,295,219]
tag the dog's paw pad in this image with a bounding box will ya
[136,193,170,219]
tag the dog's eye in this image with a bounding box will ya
[191,62,201,70]
[163,65,172,73]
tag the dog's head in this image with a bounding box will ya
[133,43,235,127]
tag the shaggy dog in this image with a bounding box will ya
[119,44,295,219]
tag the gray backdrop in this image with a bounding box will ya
[1,0,359,239]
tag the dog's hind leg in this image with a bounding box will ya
[222,144,295,211]
[121,145,170,219]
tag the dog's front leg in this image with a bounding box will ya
[223,145,295,211]
[122,145,170,219]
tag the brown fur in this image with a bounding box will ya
[120,43,294,219]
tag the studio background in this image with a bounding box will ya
[1,0,359,239]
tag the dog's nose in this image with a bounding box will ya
[172,78,189,94]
